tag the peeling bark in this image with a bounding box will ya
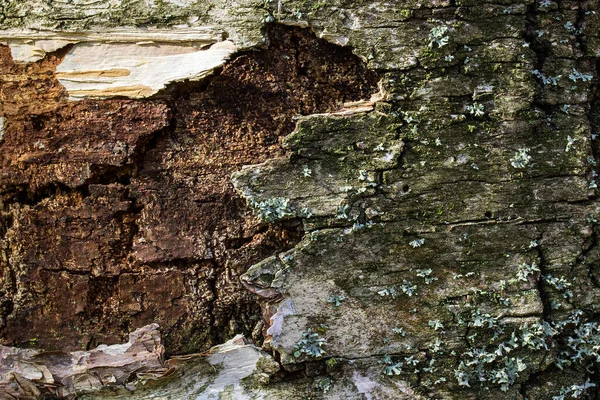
[0,25,377,356]
[0,324,165,399]
[1,0,600,399]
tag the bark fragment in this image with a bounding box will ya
[0,324,164,399]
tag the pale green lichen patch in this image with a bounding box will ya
[241,220,600,395]
[232,112,404,221]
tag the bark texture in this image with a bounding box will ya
[1,0,600,399]
[0,25,376,356]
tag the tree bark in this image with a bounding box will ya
[0,0,599,399]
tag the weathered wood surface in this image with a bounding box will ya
[0,0,600,399]
[0,324,165,399]
[0,324,281,400]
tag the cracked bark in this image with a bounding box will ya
[0,22,379,397]
[1,0,600,399]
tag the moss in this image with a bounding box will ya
[165,327,215,355]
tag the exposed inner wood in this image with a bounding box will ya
[0,25,378,358]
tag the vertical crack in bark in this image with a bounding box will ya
[582,229,600,291]
[533,234,551,320]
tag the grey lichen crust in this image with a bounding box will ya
[2,0,600,399]
[233,112,405,222]
[233,0,600,399]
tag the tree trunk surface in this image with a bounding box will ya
[0,0,599,399]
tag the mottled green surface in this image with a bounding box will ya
[233,0,600,398]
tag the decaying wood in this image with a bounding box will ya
[1,0,600,398]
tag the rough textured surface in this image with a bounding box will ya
[0,325,282,400]
[0,25,377,357]
[0,324,165,399]
[233,0,600,398]
[1,0,600,399]
[0,0,265,47]
[83,333,282,400]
